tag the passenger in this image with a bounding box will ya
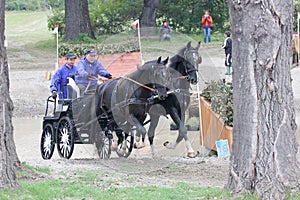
[76,49,112,95]
[159,20,172,42]
[50,53,77,99]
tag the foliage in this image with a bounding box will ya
[158,0,230,34]
[58,39,139,57]
[294,0,300,31]
[5,0,64,11]
[186,117,199,126]
[89,0,143,35]
[201,79,233,127]
[47,9,65,38]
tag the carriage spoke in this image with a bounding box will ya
[40,123,55,160]
[56,117,74,159]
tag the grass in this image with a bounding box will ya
[0,178,231,200]
[5,11,53,45]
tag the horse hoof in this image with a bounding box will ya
[187,152,196,158]
[111,146,117,151]
[117,150,125,157]
[163,141,169,147]
[136,137,140,142]
[133,142,145,149]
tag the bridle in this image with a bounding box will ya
[182,49,199,80]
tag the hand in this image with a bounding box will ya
[52,91,57,98]
[86,75,92,80]
[104,73,112,79]
[68,74,75,80]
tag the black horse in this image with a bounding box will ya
[95,57,169,156]
[135,41,201,158]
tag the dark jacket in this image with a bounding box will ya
[222,37,232,55]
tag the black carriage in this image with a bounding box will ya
[40,77,134,160]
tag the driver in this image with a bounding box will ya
[75,48,112,95]
[50,53,77,99]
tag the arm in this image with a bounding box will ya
[222,38,227,49]
[201,16,206,24]
[96,61,112,78]
[207,16,213,23]
[50,68,61,92]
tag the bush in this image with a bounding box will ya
[201,79,233,127]
[47,9,65,38]
[58,39,139,57]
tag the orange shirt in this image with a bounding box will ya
[201,15,213,28]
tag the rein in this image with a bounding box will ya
[120,76,157,92]
[173,75,188,80]
[86,75,157,93]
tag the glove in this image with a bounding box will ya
[69,74,75,80]
[104,73,112,79]
[52,91,57,98]
[86,75,92,80]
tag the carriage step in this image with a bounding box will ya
[74,133,92,144]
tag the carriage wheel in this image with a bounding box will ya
[116,130,134,158]
[95,132,112,159]
[40,123,55,160]
[56,116,75,159]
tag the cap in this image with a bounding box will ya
[65,53,76,59]
[84,49,97,56]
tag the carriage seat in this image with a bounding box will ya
[67,77,80,99]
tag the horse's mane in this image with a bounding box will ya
[126,61,153,79]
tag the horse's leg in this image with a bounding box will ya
[163,107,196,158]
[129,114,147,149]
[147,114,160,158]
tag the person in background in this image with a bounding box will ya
[76,48,112,95]
[159,20,172,42]
[50,53,77,99]
[222,31,232,75]
[201,10,213,43]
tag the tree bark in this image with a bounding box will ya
[64,0,80,41]
[227,1,299,199]
[139,0,160,36]
[79,0,96,40]
[0,0,19,189]
[64,0,95,41]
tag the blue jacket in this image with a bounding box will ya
[76,57,110,87]
[50,64,77,99]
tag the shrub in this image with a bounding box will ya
[47,9,65,38]
[58,39,139,57]
[201,79,233,127]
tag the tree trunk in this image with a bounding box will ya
[0,0,19,189]
[140,0,160,36]
[64,0,95,41]
[79,0,96,40]
[227,1,299,199]
[64,0,80,41]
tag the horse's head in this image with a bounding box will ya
[181,41,201,85]
[140,56,169,100]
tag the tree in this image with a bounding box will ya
[227,1,299,199]
[140,0,160,27]
[64,0,95,41]
[0,0,19,189]
[139,0,160,35]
